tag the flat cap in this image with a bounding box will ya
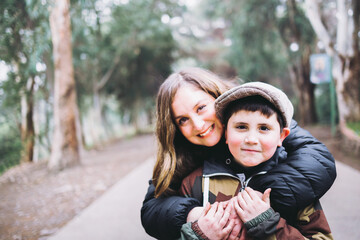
[215,82,294,128]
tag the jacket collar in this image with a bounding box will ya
[203,146,287,178]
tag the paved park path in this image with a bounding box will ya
[49,158,360,240]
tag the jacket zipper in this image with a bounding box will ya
[241,171,267,191]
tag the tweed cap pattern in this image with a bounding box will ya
[215,82,294,128]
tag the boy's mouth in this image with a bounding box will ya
[242,148,260,153]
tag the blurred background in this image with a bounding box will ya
[0,0,360,239]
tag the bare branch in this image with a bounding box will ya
[304,0,335,55]
[95,56,120,91]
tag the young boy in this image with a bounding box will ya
[179,82,333,239]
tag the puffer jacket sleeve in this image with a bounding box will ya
[141,180,201,240]
[246,201,333,239]
[251,120,336,223]
[283,120,336,202]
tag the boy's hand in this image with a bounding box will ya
[234,187,271,223]
[226,198,246,240]
[197,202,234,240]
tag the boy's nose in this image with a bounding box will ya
[245,135,258,144]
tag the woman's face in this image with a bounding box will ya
[171,84,224,147]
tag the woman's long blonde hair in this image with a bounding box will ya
[153,67,235,197]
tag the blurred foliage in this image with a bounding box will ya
[314,83,333,124]
[0,0,51,164]
[200,0,321,125]
[202,0,288,82]
[0,0,349,173]
[0,120,22,175]
[347,122,360,136]
[70,0,179,120]
[1,0,183,169]
[107,0,177,110]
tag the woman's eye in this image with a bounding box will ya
[197,105,206,112]
[178,117,188,125]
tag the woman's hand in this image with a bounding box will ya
[197,202,234,240]
[234,187,271,223]
[187,206,204,222]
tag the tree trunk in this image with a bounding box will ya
[278,1,317,125]
[289,62,317,125]
[300,47,317,124]
[48,0,80,171]
[91,90,107,144]
[332,54,360,123]
[90,56,120,145]
[305,0,360,124]
[20,77,35,163]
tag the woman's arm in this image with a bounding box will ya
[141,180,201,239]
[282,120,336,202]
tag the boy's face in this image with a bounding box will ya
[225,110,290,168]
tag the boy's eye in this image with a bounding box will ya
[259,125,270,131]
[236,125,247,130]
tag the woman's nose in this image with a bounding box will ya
[192,116,205,130]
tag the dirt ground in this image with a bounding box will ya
[0,134,156,240]
[0,126,359,240]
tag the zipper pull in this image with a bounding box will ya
[237,173,246,192]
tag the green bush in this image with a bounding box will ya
[0,128,22,175]
[315,83,338,124]
[347,122,360,136]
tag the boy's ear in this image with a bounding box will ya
[278,127,290,146]
[225,128,228,144]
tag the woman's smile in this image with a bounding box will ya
[198,124,214,137]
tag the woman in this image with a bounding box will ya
[141,67,336,239]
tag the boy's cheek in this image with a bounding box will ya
[226,131,244,145]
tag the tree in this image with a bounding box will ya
[48,0,80,170]
[305,0,360,124]
[277,0,318,124]
[0,0,51,163]
[104,0,177,131]
[201,0,325,124]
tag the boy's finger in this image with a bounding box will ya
[207,202,218,217]
[245,187,260,200]
[228,222,241,240]
[201,202,211,217]
[225,199,233,212]
[262,188,271,204]
[240,189,252,203]
[219,204,230,227]
[234,196,244,217]
[223,219,235,239]
[214,202,225,219]
[237,192,246,208]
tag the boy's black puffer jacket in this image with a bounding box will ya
[140,120,336,239]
